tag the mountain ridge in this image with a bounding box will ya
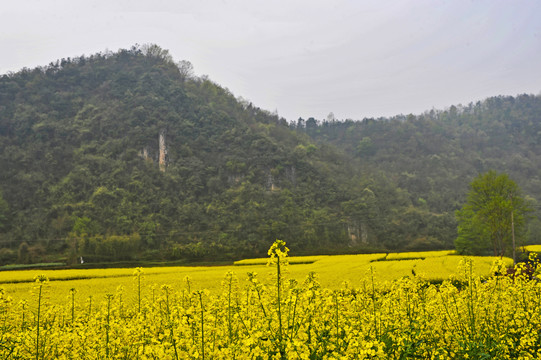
[0,45,539,264]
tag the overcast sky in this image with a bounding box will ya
[1,0,540,121]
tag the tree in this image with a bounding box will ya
[356,137,374,157]
[455,171,530,258]
[17,241,30,264]
[454,207,489,255]
[141,43,173,62]
[177,60,194,81]
[0,189,7,232]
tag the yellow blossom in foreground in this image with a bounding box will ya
[0,244,535,359]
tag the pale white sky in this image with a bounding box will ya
[1,0,540,121]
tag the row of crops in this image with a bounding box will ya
[0,242,540,359]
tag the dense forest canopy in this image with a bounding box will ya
[294,95,541,248]
[0,45,539,264]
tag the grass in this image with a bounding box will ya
[0,262,66,271]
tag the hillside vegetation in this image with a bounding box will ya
[0,45,540,264]
[297,95,541,236]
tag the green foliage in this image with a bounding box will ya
[455,207,489,255]
[297,95,541,253]
[356,136,375,156]
[1,44,539,263]
[455,171,530,256]
[17,242,30,264]
[0,189,7,232]
[0,45,378,261]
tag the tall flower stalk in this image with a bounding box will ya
[33,275,48,360]
[133,267,144,313]
[267,239,289,358]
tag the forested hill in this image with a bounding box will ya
[296,94,541,243]
[0,45,539,264]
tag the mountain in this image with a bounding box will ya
[0,44,539,264]
[296,94,541,247]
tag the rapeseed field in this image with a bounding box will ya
[1,249,510,305]
[0,242,536,359]
[524,244,541,253]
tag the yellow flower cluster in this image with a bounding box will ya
[1,250,511,304]
[524,244,541,253]
[385,250,454,261]
[234,255,326,266]
[0,243,539,359]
